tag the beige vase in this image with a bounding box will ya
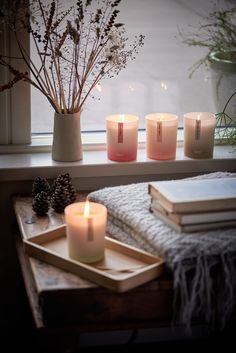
[52,111,82,162]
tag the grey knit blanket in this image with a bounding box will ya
[88,172,236,330]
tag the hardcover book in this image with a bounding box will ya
[150,199,236,225]
[150,207,236,233]
[148,177,236,213]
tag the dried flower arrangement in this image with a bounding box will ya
[0,0,144,114]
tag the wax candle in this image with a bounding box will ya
[65,201,107,263]
[184,112,216,159]
[146,113,178,160]
[106,114,139,161]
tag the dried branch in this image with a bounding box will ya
[0,0,144,114]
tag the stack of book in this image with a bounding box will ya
[148,177,236,232]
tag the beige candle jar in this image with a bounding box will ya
[184,112,216,159]
[146,113,178,160]
[65,202,107,263]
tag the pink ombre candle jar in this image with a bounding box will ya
[146,113,178,160]
[106,114,139,162]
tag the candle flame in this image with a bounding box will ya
[83,200,90,217]
[197,114,201,121]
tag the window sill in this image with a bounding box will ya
[0,130,182,153]
[0,145,235,188]
[0,128,232,154]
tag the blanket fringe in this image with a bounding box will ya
[172,252,236,332]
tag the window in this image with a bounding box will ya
[1,0,231,144]
[32,0,218,134]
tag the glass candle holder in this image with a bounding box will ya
[65,201,107,263]
[184,112,216,159]
[146,113,178,160]
[106,114,139,162]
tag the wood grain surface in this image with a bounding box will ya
[14,195,173,330]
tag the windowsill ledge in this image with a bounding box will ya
[0,145,235,187]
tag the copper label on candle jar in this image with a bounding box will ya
[156,121,162,142]
[195,120,201,140]
[87,218,94,241]
[118,122,124,143]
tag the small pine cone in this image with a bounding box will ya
[67,183,77,203]
[32,191,50,216]
[32,176,51,198]
[51,173,69,194]
[51,185,71,213]
[51,178,58,195]
[52,173,77,202]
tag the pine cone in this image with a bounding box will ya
[52,173,77,202]
[32,191,50,216]
[32,176,51,198]
[51,185,71,213]
[67,183,77,203]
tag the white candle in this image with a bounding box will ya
[146,113,178,160]
[65,201,107,263]
[184,112,216,158]
[106,114,139,161]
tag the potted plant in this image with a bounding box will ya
[180,6,236,115]
[215,91,236,148]
[179,3,236,146]
[0,0,144,161]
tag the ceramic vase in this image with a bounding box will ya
[52,111,82,162]
[209,50,236,117]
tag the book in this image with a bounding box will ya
[150,207,236,233]
[148,177,236,213]
[150,199,236,225]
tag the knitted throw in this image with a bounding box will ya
[88,172,236,330]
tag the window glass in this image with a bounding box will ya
[31,0,227,134]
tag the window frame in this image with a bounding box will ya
[0,16,31,145]
[0,20,10,145]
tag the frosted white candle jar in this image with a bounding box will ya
[184,112,216,158]
[106,114,139,161]
[146,113,178,160]
[65,201,107,263]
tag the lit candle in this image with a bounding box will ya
[184,112,216,158]
[146,113,178,160]
[65,201,107,263]
[106,114,139,161]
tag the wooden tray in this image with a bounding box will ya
[22,225,164,292]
